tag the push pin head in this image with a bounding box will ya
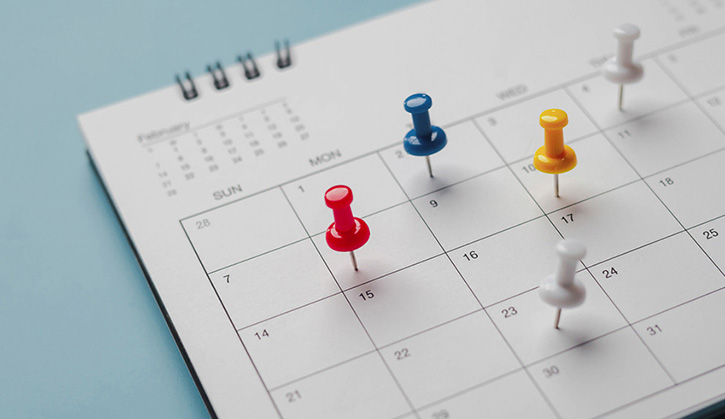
[325,185,370,271]
[539,239,587,329]
[603,24,644,110]
[533,109,577,197]
[403,93,447,177]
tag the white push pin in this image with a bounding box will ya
[539,239,587,329]
[602,24,644,111]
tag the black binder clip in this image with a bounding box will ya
[237,53,261,79]
[275,39,292,69]
[175,71,198,100]
[206,61,230,90]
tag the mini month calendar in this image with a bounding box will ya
[78,0,725,417]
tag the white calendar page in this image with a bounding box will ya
[78,0,725,417]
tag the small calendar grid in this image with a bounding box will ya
[179,31,725,419]
[145,98,310,197]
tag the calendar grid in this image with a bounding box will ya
[225,225,725,408]
[467,116,606,417]
[179,137,725,419]
[375,153,564,419]
[559,88,678,384]
[565,72,725,279]
[562,61,725,384]
[175,29,725,418]
[228,200,725,337]
[277,186,423,419]
[178,220,284,419]
[472,97,689,411]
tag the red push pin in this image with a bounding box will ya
[325,185,370,271]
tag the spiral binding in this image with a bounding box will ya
[175,39,292,101]
[237,53,260,80]
[275,40,292,69]
[175,72,198,100]
[207,62,230,90]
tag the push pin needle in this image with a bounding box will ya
[324,185,370,272]
[349,250,359,271]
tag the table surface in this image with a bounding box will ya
[0,1,420,417]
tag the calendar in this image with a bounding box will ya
[78,0,725,417]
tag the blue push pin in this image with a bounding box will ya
[403,93,447,177]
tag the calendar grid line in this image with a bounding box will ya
[374,309,482,350]
[653,55,725,137]
[266,308,483,392]
[588,95,691,132]
[338,251,444,293]
[688,213,725,232]
[234,250,447,332]
[648,57,725,276]
[405,367,524,414]
[506,138,725,182]
[266,349,378,392]
[591,364,725,419]
[378,145,563,419]
[534,178,642,217]
[631,285,725,328]
[591,83,725,134]
[431,214,545,252]
[563,85,682,384]
[640,147,725,186]
[306,200,411,237]
[667,390,725,419]
[585,263,678,383]
[277,186,423,419]
[584,230,685,270]
[207,236,310,274]
[178,220,284,419]
[389,412,416,419]
[404,163,507,201]
[482,285,540,310]
[235,291,341,332]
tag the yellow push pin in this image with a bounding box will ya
[533,109,577,198]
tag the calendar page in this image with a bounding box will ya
[78,0,725,417]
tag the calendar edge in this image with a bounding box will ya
[86,150,218,419]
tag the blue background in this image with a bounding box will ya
[0,1,420,417]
